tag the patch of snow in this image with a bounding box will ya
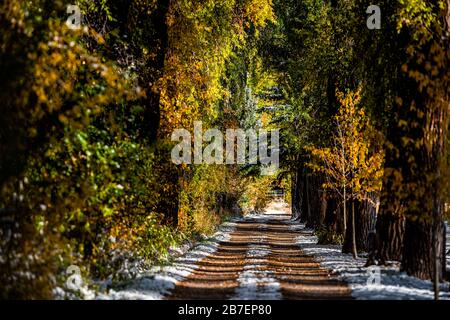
[445,221,449,271]
[231,233,282,300]
[53,277,97,300]
[96,220,238,300]
[168,240,193,257]
[293,223,450,300]
[245,200,289,220]
[232,267,282,300]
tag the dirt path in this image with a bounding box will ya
[167,201,352,300]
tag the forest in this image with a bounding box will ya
[0,0,449,300]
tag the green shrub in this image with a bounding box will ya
[316,225,344,245]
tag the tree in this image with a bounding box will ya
[395,0,449,282]
[307,89,384,258]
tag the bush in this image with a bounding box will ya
[316,225,344,245]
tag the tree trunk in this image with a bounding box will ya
[374,211,405,264]
[319,190,327,226]
[402,219,446,281]
[374,99,407,264]
[398,0,449,278]
[358,194,378,251]
[343,196,378,255]
[323,195,339,233]
[140,0,171,142]
[373,102,407,263]
[365,0,414,267]
[291,165,303,220]
[299,169,307,223]
[400,105,448,280]
[309,174,322,228]
[351,200,358,258]
[343,186,347,232]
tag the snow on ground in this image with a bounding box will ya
[56,200,449,300]
[290,222,450,300]
[95,220,237,300]
[232,231,282,300]
[231,204,286,300]
[446,221,449,271]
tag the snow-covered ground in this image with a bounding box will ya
[231,240,282,300]
[56,205,450,300]
[55,220,237,300]
[291,222,450,300]
[231,215,282,300]
[100,220,237,300]
[446,221,449,271]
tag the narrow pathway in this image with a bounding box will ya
[167,201,351,300]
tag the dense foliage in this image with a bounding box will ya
[269,0,449,282]
[0,0,276,298]
[0,0,449,299]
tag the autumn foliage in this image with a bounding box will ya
[0,0,276,298]
[0,0,449,299]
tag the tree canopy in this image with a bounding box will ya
[0,0,449,298]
